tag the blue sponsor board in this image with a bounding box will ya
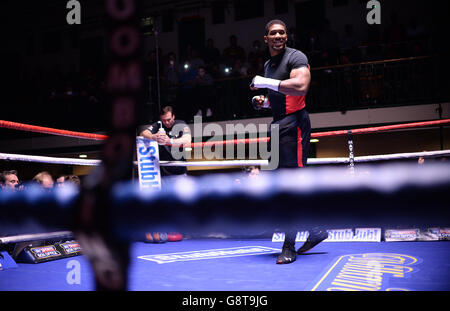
[138,246,281,264]
[384,229,420,241]
[429,227,450,240]
[60,242,81,254]
[309,253,420,291]
[272,228,382,243]
[30,245,60,259]
[136,137,161,191]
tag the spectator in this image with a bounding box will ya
[81,66,101,103]
[230,59,247,77]
[236,166,261,184]
[247,40,267,69]
[287,27,300,49]
[406,17,428,57]
[341,24,358,50]
[32,171,54,190]
[177,57,199,120]
[318,50,331,67]
[340,50,351,65]
[144,49,161,80]
[189,48,206,70]
[180,43,193,65]
[164,52,180,82]
[247,55,265,76]
[417,156,425,165]
[56,175,65,186]
[300,25,319,54]
[411,41,425,57]
[317,19,339,65]
[162,52,181,105]
[246,166,260,179]
[193,66,214,118]
[66,175,81,186]
[384,12,407,58]
[223,35,246,67]
[384,12,406,44]
[298,25,320,66]
[202,38,221,70]
[406,17,427,42]
[206,60,221,79]
[0,170,20,190]
[417,151,428,165]
[366,24,383,61]
[56,175,81,187]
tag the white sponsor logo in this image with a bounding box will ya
[136,137,161,190]
[138,246,280,264]
[272,228,382,242]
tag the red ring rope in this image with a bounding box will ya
[1,118,449,146]
[0,120,108,141]
[311,119,450,138]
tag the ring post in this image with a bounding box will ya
[347,130,355,174]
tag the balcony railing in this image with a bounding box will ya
[148,54,447,124]
[307,55,445,114]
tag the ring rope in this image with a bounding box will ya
[307,149,450,164]
[0,120,108,141]
[0,152,269,167]
[0,153,102,166]
[1,119,449,146]
[1,150,449,166]
[0,231,73,245]
[1,164,450,237]
[311,119,450,138]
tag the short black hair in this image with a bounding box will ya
[160,106,174,116]
[0,170,18,183]
[265,19,287,35]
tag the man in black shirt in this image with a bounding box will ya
[250,20,328,264]
[140,106,191,177]
[139,106,190,243]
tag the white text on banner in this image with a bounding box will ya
[136,136,161,191]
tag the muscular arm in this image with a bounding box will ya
[278,66,311,96]
[140,127,191,146]
[140,129,156,140]
[173,131,191,146]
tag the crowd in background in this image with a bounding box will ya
[13,15,432,128]
[145,16,431,121]
[0,170,81,192]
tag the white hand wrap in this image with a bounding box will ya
[251,96,269,110]
[251,75,281,92]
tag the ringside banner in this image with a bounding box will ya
[272,228,382,243]
[136,137,161,191]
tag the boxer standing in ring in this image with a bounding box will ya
[250,19,328,264]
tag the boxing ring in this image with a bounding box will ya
[1,118,450,294]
